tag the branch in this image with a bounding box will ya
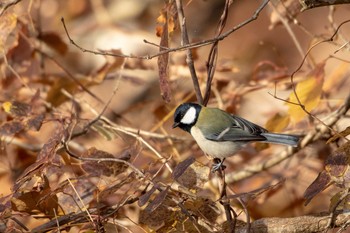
[300,0,350,11]
[236,211,350,233]
[174,0,203,104]
[61,0,269,61]
[0,0,21,16]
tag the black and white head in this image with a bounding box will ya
[173,103,202,132]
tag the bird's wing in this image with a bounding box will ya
[204,115,268,142]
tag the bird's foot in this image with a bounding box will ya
[211,158,226,173]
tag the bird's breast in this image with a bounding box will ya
[190,126,244,160]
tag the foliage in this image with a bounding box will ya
[0,0,350,232]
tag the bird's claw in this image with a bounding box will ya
[211,158,226,173]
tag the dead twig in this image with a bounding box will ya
[174,0,203,104]
[0,0,21,16]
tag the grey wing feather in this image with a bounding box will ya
[206,115,268,142]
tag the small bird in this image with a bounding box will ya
[173,103,299,171]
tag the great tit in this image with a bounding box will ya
[173,103,299,169]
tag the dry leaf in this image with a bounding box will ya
[145,187,169,213]
[2,101,31,117]
[327,127,350,144]
[0,121,25,136]
[265,112,290,133]
[287,62,325,123]
[323,62,350,95]
[0,12,17,51]
[81,147,129,177]
[38,32,68,55]
[304,141,350,205]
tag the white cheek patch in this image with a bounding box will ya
[180,107,197,124]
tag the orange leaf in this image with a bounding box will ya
[265,112,290,133]
[287,62,325,123]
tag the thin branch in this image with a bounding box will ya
[0,0,21,16]
[174,0,203,104]
[203,0,232,105]
[63,141,145,178]
[300,0,350,11]
[61,0,269,61]
[269,1,312,68]
[288,19,350,134]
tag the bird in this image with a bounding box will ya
[172,102,299,171]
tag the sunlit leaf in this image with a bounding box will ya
[2,101,31,117]
[0,12,17,51]
[265,112,290,133]
[323,62,350,95]
[287,62,325,123]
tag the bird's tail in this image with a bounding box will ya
[261,133,299,147]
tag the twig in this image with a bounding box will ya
[174,0,203,104]
[203,0,231,105]
[66,177,95,225]
[0,0,21,16]
[269,1,312,68]
[300,0,350,11]
[270,19,350,137]
[61,0,269,61]
[63,141,145,178]
[216,167,236,232]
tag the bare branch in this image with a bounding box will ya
[0,0,21,16]
[300,0,350,11]
[174,0,203,104]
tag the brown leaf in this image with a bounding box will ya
[173,157,196,180]
[38,32,68,55]
[175,159,209,192]
[46,78,81,107]
[2,101,32,117]
[138,186,157,207]
[26,114,45,131]
[145,187,169,213]
[157,2,176,103]
[37,126,64,160]
[303,171,331,206]
[0,120,25,136]
[81,147,129,177]
[11,174,59,215]
[304,141,350,205]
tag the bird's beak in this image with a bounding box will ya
[172,122,179,128]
